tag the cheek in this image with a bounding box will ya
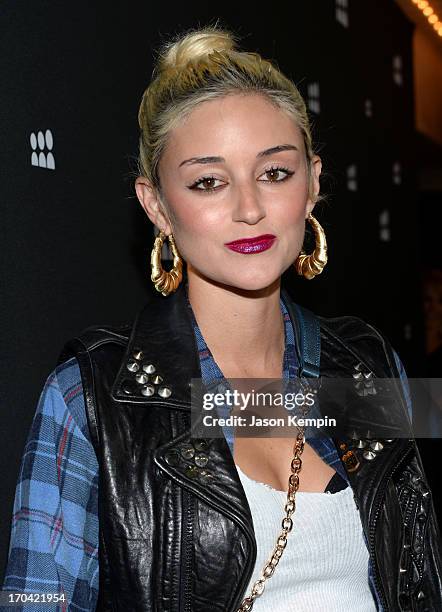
[283,203,306,225]
[272,193,308,238]
[169,204,222,261]
[173,202,222,238]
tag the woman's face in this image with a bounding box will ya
[136,93,322,292]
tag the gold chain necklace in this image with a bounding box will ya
[236,426,306,612]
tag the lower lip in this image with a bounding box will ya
[225,237,276,254]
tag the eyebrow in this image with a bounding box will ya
[178,144,299,168]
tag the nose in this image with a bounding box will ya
[231,183,266,225]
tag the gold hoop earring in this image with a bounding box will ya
[150,230,183,296]
[294,213,328,280]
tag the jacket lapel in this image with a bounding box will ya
[109,282,257,563]
[153,412,256,544]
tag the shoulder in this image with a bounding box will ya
[314,310,402,378]
[57,321,133,364]
[33,357,96,450]
[316,310,393,349]
[55,321,135,441]
[317,310,409,378]
[317,311,391,345]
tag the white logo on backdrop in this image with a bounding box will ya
[392,161,402,185]
[30,129,55,169]
[307,82,320,114]
[346,164,358,192]
[379,209,391,242]
[364,99,373,118]
[392,55,403,87]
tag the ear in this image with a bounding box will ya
[134,176,172,235]
[306,155,322,217]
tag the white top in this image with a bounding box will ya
[236,464,377,612]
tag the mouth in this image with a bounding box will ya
[224,234,277,254]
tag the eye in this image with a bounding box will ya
[259,166,295,183]
[188,175,224,193]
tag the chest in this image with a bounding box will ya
[233,436,337,493]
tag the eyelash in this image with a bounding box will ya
[187,165,295,194]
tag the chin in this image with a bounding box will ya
[216,269,282,293]
[189,261,285,293]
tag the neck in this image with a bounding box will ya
[186,269,285,378]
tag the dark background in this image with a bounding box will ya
[1,0,441,582]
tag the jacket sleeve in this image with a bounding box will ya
[396,440,442,607]
[389,352,442,606]
[1,358,99,612]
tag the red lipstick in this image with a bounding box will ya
[224,234,276,254]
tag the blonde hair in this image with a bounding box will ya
[137,23,323,203]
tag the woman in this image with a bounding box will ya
[2,24,441,612]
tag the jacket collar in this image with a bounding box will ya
[110,281,305,409]
[110,281,201,408]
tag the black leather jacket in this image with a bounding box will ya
[58,284,442,611]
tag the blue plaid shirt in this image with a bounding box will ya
[2,294,411,611]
